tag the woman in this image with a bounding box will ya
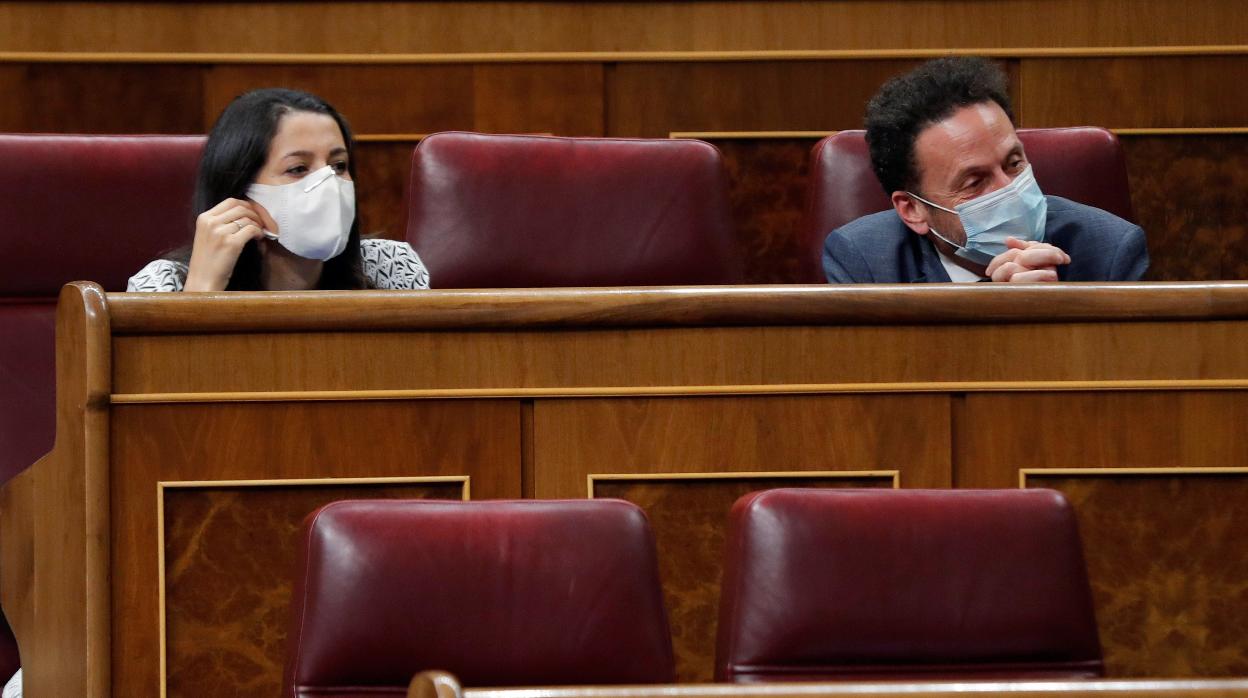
[128,88,429,292]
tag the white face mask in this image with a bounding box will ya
[247,165,355,261]
[909,165,1048,266]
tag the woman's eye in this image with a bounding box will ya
[332,161,349,174]
[285,165,308,176]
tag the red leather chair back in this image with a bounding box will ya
[716,488,1103,682]
[0,134,204,483]
[284,499,676,698]
[405,132,744,288]
[801,127,1134,281]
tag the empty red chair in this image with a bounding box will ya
[284,499,675,698]
[716,488,1102,682]
[800,127,1134,281]
[405,132,744,288]
[0,134,204,482]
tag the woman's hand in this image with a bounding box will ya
[183,198,276,291]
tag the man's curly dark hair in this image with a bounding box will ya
[865,57,1014,195]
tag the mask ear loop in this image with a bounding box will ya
[905,192,967,251]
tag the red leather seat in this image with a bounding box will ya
[284,499,675,698]
[715,488,1103,682]
[800,127,1135,281]
[0,134,202,681]
[0,134,204,483]
[405,132,744,288]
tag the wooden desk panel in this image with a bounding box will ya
[108,399,522,697]
[6,282,1248,697]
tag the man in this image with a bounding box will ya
[823,57,1148,283]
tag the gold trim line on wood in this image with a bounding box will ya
[1112,128,1248,136]
[156,474,470,694]
[4,45,1248,65]
[157,479,168,698]
[355,133,428,143]
[671,131,835,139]
[588,470,900,498]
[111,380,1248,404]
[671,128,1248,140]
[158,474,471,495]
[1018,466,1248,488]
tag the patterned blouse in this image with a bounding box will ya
[126,238,431,292]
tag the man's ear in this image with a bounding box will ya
[892,191,929,236]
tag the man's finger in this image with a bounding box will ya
[1009,269,1060,283]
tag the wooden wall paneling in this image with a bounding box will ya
[109,399,523,697]
[162,479,467,698]
[0,66,28,131]
[593,472,896,682]
[471,63,605,136]
[1017,57,1248,129]
[605,60,924,137]
[9,64,204,134]
[2,1,1247,53]
[355,141,416,241]
[710,136,821,283]
[110,321,1248,397]
[536,393,945,682]
[955,392,1248,489]
[1121,135,1248,281]
[532,395,953,500]
[605,59,1018,138]
[202,65,477,135]
[1023,472,1248,678]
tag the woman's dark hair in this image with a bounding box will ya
[168,87,369,289]
[865,57,1015,196]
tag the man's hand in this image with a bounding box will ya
[985,237,1071,282]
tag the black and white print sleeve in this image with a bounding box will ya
[361,238,431,290]
[127,259,188,292]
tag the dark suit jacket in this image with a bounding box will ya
[822,196,1149,283]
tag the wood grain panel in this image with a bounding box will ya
[1018,57,1248,129]
[109,400,521,698]
[4,64,204,133]
[163,480,465,698]
[203,64,476,135]
[0,66,26,131]
[472,63,604,136]
[594,474,894,682]
[712,137,821,283]
[956,392,1248,488]
[356,142,414,241]
[2,1,1245,53]
[606,60,924,137]
[111,321,1248,396]
[1122,135,1248,281]
[1026,474,1248,677]
[533,395,951,500]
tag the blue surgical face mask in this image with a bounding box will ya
[908,165,1048,266]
